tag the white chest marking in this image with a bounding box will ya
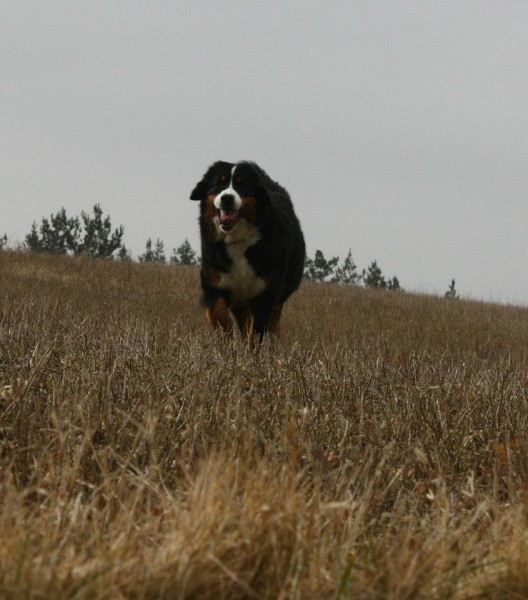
[217,219,265,305]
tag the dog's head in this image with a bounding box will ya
[190,161,263,234]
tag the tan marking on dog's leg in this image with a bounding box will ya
[247,316,256,352]
[205,297,233,333]
[235,305,253,338]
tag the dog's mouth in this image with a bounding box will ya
[218,208,239,232]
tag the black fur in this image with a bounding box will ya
[190,161,305,340]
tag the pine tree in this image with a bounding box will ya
[25,208,81,254]
[117,245,132,261]
[363,260,386,288]
[445,279,458,298]
[387,276,402,291]
[362,261,403,291]
[153,238,166,263]
[170,239,199,266]
[139,239,154,262]
[25,223,41,251]
[139,238,166,263]
[332,249,360,285]
[25,205,124,258]
[304,250,339,281]
[77,204,124,258]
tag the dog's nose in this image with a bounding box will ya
[219,194,235,208]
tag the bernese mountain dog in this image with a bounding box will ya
[190,161,305,346]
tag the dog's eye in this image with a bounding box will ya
[210,184,225,195]
[234,177,248,190]
[235,181,252,195]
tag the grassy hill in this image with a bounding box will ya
[0,250,527,599]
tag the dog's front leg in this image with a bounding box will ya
[205,296,234,334]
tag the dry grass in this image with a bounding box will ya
[0,250,527,599]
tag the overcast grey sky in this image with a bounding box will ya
[1,1,527,304]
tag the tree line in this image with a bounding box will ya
[304,249,401,290]
[1,204,458,296]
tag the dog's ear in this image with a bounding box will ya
[190,164,214,200]
[190,161,232,201]
[190,168,212,200]
[190,178,206,201]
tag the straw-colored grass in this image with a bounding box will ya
[0,250,527,599]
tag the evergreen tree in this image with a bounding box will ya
[387,276,402,291]
[445,279,458,298]
[170,239,199,266]
[332,249,360,285]
[117,245,132,261]
[363,260,386,288]
[25,208,81,254]
[304,250,339,281]
[363,261,402,291]
[77,204,124,258]
[139,238,154,262]
[139,238,166,263]
[153,238,166,263]
[25,223,40,251]
[25,205,124,258]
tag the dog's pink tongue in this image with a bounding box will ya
[220,209,238,226]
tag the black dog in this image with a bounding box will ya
[190,161,305,345]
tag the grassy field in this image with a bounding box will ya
[0,250,527,599]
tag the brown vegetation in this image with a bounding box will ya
[0,250,527,599]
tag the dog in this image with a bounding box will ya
[190,161,305,346]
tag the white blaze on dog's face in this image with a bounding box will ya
[214,166,243,233]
